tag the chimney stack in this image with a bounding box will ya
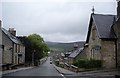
[73,43,79,50]
[9,28,16,36]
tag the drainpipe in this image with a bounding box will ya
[115,40,118,68]
[12,44,14,64]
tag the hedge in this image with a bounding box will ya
[73,59,102,69]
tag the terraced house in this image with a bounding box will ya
[84,1,120,68]
[1,27,25,66]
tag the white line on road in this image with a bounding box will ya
[61,74,65,78]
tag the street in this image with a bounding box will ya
[2,57,63,78]
[2,57,119,78]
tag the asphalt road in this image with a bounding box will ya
[2,57,63,78]
[2,57,119,78]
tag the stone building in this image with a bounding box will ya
[68,48,84,65]
[113,0,120,68]
[85,13,117,68]
[2,28,25,65]
[81,0,120,68]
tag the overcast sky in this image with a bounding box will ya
[1,0,117,43]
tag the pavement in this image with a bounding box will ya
[53,64,76,75]
[2,57,62,76]
[1,57,48,76]
[77,68,120,77]
[53,64,120,78]
[2,67,33,75]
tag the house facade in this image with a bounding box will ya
[2,28,25,65]
[113,1,120,68]
[85,14,116,68]
[113,19,120,67]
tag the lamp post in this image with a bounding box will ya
[32,50,36,66]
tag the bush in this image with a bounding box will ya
[73,59,102,69]
[87,59,102,68]
[59,64,64,68]
[55,61,59,66]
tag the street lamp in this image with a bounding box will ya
[32,50,36,66]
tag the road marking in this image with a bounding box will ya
[61,74,65,78]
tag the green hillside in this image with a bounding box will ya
[46,41,85,52]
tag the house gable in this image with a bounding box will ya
[2,28,22,45]
[2,28,25,64]
[86,14,116,44]
[2,29,13,64]
[87,18,101,60]
[85,13,117,68]
[93,14,116,39]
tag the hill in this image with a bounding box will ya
[46,41,85,52]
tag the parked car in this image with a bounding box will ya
[50,61,52,64]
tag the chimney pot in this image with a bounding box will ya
[9,28,16,36]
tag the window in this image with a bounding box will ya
[91,45,101,60]
[2,45,4,49]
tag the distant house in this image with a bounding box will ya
[60,52,65,62]
[2,28,25,65]
[68,48,84,65]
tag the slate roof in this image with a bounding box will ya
[2,28,22,44]
[68,48,83,58]
[86,14,117,43]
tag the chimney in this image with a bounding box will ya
[73,43,79,50]
[9,28,16,36]
[117,0,120,17]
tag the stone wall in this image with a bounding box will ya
[19,45,25,64]
[13,44,25,64]
[68,58,74,65]
[101,40,116,68]
[83,46,89,59]
[87,21,116,68]
[2,32,13,64]
[117,19,120,67]
[87,21,101,60]
[113,17,120,67]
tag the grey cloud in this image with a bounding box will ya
[2,1,117,42]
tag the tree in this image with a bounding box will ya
[18,34,49,66]
[27,34,49,60]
